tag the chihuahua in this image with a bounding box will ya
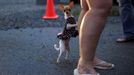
[54,1,78,63]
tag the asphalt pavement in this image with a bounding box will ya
[0,0,134,75]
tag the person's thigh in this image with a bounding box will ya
[86,0,113,9]
[80,0,89,10]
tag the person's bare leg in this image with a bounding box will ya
[78,0,113,68]
[77,0,88,32]
[77,0,112,74]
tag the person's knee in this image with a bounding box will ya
[91,1,112,17]
[94,6,112,17]
[81,7,89,12]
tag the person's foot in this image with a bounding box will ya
[77,65,98,74]
[93,58,114,69]
[74,68,100,75]
[116,36,134,43]
[76,59,99,75]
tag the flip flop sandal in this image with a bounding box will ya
[74,69,100,75]
[94,61,115,70]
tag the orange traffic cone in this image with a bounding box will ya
[42,0,59,20]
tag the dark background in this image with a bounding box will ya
[36,0,134,5]
[70,0,134,5]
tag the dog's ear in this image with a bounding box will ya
[58,4,64,12]
[69,1,74,9]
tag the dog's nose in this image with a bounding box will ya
[66,12,69,14]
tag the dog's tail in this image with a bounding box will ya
[54,44,60,51]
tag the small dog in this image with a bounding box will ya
[54,1,78,63]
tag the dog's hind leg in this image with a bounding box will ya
[64,39,70,61]
[65,50,70,60]
[57,49,64,63]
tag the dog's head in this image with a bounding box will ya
[58,1,74,19]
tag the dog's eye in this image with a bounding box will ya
[64,9,66,12]
[69,9,71,12]
[64,9,71,12]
